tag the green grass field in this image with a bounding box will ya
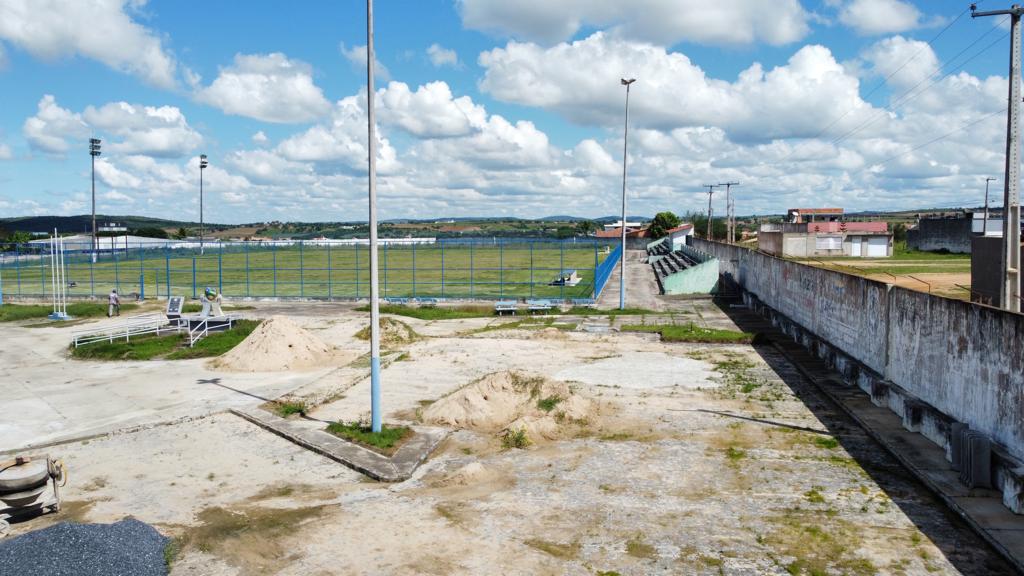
[1,242,611,300]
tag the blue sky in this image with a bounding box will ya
[0,0,1017,224]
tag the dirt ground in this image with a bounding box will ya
[1,300,1014,575]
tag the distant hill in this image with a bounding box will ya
[0,215,216,234]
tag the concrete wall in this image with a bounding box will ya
[693,237,1024,468]
[662,244,719,294]
[907,217,973,253]
[758,231,783,255]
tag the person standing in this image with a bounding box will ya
[108,288,120,317]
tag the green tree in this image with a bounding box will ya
[892,222,907,243]
[576,220,596,236]
[647,211,681,238]
[174,227,189,239]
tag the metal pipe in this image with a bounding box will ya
[619,78,635,310]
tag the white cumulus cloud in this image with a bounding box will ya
[340,43,391,81]
[427,44,459,67]
[457,0,809,46]
[23,95,89,154]
[378,81,486,138]
[195,53,331,124]
[839,0,922,35]
[83,102,202,157]
[0,0,179,88]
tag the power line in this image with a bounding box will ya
[829,16,1009,147]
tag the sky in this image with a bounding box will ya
[0,0,1018,224]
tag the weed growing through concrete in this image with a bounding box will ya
[804,486,826,504]
[725,446,747,463]
[625,533,657,559]
[524,538,580,559]
[272,400,306,418]
[620,322,754,343]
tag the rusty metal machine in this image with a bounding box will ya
[0,455,65,537]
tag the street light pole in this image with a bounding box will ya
[619,78,635,311]
[984,177,996,235]
[89,138,101,263]
[199,155,208,255]
[367,0,383,433]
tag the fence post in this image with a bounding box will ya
[16,244,22,296]
[245,243,250,297]
[593,243,598,298]
[218,245,223,295]
[470,241,474,299]
[89,243,94,297]
[499,240,503,298]
[355,243,360,299]
[273,244,277,297]
[440,241,445,298]
[40,245,45,297]
[412,242,416,298]
[560,241,565,300]
[530,241,534,298]
[138,242,144,299]
[114,247,120,292]
[165,249,170,298]
[327,242,332,300]
[299,241,304,297]
[383,242,388,297]
[191,257,197,299]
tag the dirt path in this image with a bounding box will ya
[596,249,665,310]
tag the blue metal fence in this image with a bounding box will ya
[592,244,621,300]
[0,237,615,301]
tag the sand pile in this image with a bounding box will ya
[422,371,601,442]
[213,316,334,372]
[354,317,418,347]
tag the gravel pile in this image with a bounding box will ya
[0,519,169,576]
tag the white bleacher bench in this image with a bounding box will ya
[383,297,409,305]
[415,297,439,307]
[571,298,597,308]
[495,300,518,315]
[526,299,554,313]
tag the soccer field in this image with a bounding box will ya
[1,240,615,300]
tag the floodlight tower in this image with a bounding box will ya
[619,77,636,311]
[199,154,208,255]
[89,138,101,263]
[703,184,719,239]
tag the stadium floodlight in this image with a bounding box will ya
[199,154,209,255]
[619,78,636,310]
[367,0,383,433]
[89,138,102,263]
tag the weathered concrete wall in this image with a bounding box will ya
[886,287,1024,458]
[693,237,1024,466]
[907,217,973,253]
[758,231,783,255]
[662,244,719,294]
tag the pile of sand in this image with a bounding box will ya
[354,317,418,347]
[421,371,602,442]
[212,316,335,372]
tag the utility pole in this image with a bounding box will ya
[718,182,739,243]
[367,0,383,433]
[973,3,1022,312]
[703,184,718,239]
[619,78,636,311]
[984,176,996,235]
[89,138,101,263]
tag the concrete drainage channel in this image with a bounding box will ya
[732,308,1024,573]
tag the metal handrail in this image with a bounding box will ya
[188,315,235,347]
[72,314,174,348]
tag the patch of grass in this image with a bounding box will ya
[805,486,826,504]
[70,331,182,360]
[524,538,580,559]
[163,538,182,569]
[325,421,413,456]
[625,534,657,559]
[354,317,418,346]
[269,400,306,418]
[501,427,531,449]
[536,395,563,412]
[814,437,840,450]
[0,302,139,322]
[176,505,324,575]
[566,306,660,316]
[763,510,875,576]
[166,319,260,359]
[621,322,753,343]
[70,319,259,361]
[725,446,747,462]
[355,303,496,320]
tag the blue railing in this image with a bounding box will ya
[592,244,621,300]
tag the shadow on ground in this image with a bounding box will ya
[717,299,1017,575]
